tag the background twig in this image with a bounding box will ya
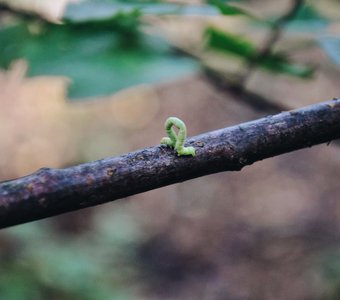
[239,0,305,85]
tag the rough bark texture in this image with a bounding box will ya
[1,98,340,228]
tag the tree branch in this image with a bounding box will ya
[1,98,340,229]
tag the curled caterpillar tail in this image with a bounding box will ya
[176,145,196,156]
[160,117,196,157]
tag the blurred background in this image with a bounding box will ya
[1,0,340,299]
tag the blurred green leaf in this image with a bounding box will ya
[0,17,198,99]
[63,8,142,42]
[207,0,254,18]
[2,214,139,300]
[206,26,255,58]
[258,52,314,78]
[285,4,329,31]
[205,26,314,78]
[64,0,218,22]
[63,1,149,22]
[0,268,41,300]
[292,4,326,21]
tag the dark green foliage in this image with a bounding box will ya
[205,26,314,78]
[280,3,329,31]
[0,11,198,99]
[0,0,325,99]
[207,0,255,19]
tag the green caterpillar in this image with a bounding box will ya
[160,117,196,156]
